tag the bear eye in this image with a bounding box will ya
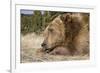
[48,28,54,32]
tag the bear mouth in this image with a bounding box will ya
[43,47,54,53]
[43,45,66,53]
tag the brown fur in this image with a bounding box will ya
[41,13,89,56]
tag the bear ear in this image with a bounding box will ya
[60,13,72,23]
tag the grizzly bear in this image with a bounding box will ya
[41,13,89,56]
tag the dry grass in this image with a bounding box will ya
[21,48,89,63]
[21,33,89,63]
[21,33,43,49]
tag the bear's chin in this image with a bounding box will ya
[48,46,71,55]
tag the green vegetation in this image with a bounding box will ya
[21,10,89,35]
[21,11,62,35]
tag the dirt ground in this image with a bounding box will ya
[21,33,89,63]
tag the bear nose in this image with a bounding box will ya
[41,43,46,47]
